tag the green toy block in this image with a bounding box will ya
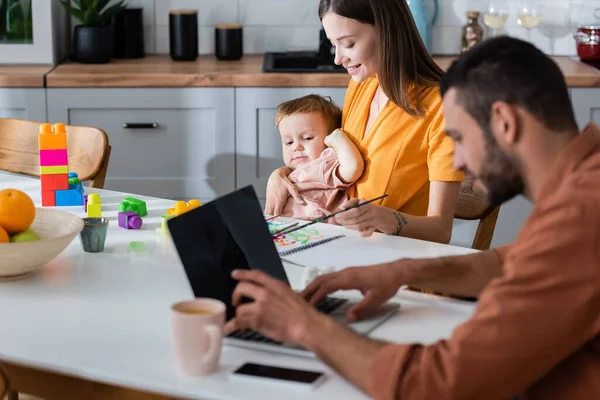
[119,197,148,217]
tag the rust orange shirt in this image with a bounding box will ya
[369,124,600,400]
[342,76,464,215]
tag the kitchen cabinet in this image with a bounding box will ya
[571,88,600,130]
[0,88,46,120]
[47,88,235,201]
[235,87,348,199]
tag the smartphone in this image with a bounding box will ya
[230,362,326,390]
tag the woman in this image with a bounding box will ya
[265,0,463,244]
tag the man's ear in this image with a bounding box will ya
[490,101,519,148]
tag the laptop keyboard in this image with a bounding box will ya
[227,296,348,345]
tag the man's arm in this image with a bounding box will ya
[324,129,364,184]
[399,245,508,298]
[365,200,600,399]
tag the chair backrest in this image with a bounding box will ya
[0,118,111,188]
[455,178,500,250]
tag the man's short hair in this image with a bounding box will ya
[440,36,578,133]
[275,94,342,135]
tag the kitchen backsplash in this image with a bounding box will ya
[119,0,595,56]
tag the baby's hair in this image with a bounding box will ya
[275,94,342,135]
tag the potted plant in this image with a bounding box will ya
[60,0,127,63]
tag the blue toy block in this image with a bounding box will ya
[55,189,84,206]
[69,182,84,194]
[68,172,78,178]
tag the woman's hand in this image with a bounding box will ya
[334,198,399,237]
[264,167,305,215]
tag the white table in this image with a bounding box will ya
[0,174,478,400]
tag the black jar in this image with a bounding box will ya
[114,8,145,58]
[169,9,198,61]
[215,24,243,61]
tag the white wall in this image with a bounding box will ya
[119,0,594,56]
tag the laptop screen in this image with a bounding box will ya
[167,186,290,320]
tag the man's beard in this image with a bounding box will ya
[478,130,525,206]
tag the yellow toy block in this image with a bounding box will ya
[38,123,67,150]
[166,199,201,216]
[40,165,69,175]
[87,193,102,218]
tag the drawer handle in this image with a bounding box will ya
[122,123,159,129]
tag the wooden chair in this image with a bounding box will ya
[0,118,111,189]
[454,178,500,251]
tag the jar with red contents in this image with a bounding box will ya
[574,25,600,61]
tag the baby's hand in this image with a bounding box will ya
[324,129,345,148]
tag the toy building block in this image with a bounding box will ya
[84,195,88,212]
[40,165,69,175]
[41,190,56,207]
[118,197,147,217]
[41,174,69,191]
[160,214,175,231]
[87,193,102,218]
[166,199,201,216]
[69,180,83,194]
[55,189,84,207]
[38,123,67,150]
[39,149,68,166]
[118,211,143,230]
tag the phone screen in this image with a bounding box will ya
[233,363,324,384]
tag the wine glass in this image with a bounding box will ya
[517,1,542,40]
[483,0,509,37]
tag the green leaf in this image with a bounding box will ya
[82,7,102,25]
[100,0,127,22]
[60,1,85,23]
[71,0,85,10]
[97,0,112,13]
[80,0,94,9]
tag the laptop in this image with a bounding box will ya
[166,185,399,358]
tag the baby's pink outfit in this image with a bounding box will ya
[281,148,353,222]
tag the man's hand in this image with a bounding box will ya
[334,199,398,237]
[302,263,403,322]
[264,167,305,215]
[224,269,325,346]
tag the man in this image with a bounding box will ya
[225,36,600,399]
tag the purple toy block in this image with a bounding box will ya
[84,195,88,211]
[39,149,68,166]
[118,211,143,230]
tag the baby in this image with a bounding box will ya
[274,94,364,222]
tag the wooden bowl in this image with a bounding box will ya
[0,208,84,281]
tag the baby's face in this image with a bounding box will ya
[279,112,330,169]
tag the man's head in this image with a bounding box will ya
[441,36,579,205]
[276,94,342,169]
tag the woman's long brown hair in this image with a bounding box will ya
[319,0,443,118]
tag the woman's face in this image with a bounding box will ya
[321,12,378,83]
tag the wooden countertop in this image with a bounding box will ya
[45,54,353,88]
[4,54,599,88]
[0,65,54,87]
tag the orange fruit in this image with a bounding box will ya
[0,189,36,235]
[0,225,8,243]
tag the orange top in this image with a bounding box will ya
[342,76,464,215]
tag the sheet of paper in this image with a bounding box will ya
[281,235,410,270]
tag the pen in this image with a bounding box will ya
[272,194,388,239]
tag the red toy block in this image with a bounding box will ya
[41,174,68,191]
[39,149,68,166]
[41,190,56,207]
[38,123,67,151]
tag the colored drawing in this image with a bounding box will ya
[268,220,325,248]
